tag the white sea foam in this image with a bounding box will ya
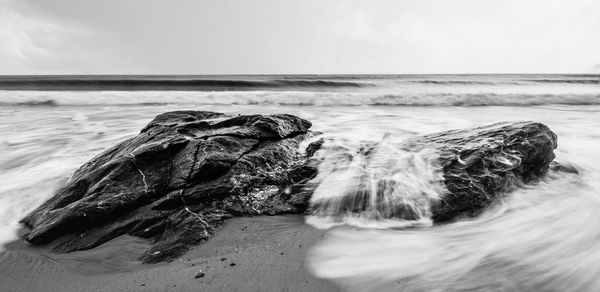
[305,136,444,229]
[1,90,600,107]
[307,172,600,292]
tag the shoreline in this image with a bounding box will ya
[0,215,340,292]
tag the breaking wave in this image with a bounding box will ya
[368,93,600,106]
[1,91,599,107]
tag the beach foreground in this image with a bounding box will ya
[0,215,339,292]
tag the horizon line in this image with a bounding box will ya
[1,73,599,77]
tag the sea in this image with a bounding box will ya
[1,74,600,291]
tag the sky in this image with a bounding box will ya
[1,0,599,75]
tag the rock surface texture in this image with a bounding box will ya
[411,121,558,222]
[21,111,320,263]
[309,121,558,223]
[21,114,557,262]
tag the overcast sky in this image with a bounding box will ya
[1,0,599,74]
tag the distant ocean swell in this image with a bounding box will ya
[0,75,599,91]
[1,91,599,107]
[0,78,369,91]
[411,78,599,85]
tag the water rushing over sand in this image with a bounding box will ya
[1,74,600,291]
[307,169,598,291]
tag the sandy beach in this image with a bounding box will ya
[0,215,339,292]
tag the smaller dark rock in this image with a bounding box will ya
[220,257,227,261]
[230,263,236,266]
[195,270,205,278]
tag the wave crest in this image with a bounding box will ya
[2,91,599,107]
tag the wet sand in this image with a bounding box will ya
[0,215,340,292]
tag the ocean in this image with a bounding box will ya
[1,74,600,291]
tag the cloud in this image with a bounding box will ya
[0,1,60,70]
[2,0,600,74]
[0,0,130,74]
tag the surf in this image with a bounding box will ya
[2,91,600,107]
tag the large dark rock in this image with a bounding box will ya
[309,121,558,223]
[21,111,320,263]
